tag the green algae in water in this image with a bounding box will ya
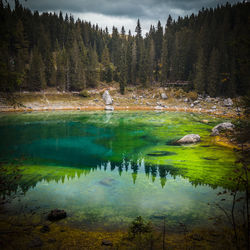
[0,111,240,231]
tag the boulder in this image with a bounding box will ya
[48,209,67,221]
[223,98,233,107]
[184,98,189,102]
[105,105,114,111]
[161,93,168,100]
[193,100,200,105]
[212,105,217,109]
[102,90,113,105]
[101,240,113,246]
[211,122,234,136]
[177,134,200,144]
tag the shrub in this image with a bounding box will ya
[174,88,185,99]
[187,91,198,101]
[126,87,134,92]
[79,90,89,98]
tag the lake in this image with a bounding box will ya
[0,111,239,232]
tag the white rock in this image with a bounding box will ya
[102,90,113,105]
[223,98,233,107]
[177,134,201,144]
[205,98,212,103]
[211,122,234,136]
[212,105,217,109]
[190,103,194,108]
[161,93,168,99]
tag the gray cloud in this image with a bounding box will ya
[9,0,242,35]
[14,0,241,19]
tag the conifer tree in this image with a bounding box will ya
[56,48,67,91]
[119,41,127,94]
[194,48,207,94]
[207,48,220,97]
[14,19,29,89]
[146,39,155,84]
[101,45,112,82]
[86,45,99,87]
[155,21,163,62]
[131,40,137,84]
[28,47,46,91]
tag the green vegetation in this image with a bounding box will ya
[0,1,249,96]
[79,89,89,98]
[128,216,152,238]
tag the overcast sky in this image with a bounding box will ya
[10,0,241,35]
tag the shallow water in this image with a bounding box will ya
[0,111,239,231]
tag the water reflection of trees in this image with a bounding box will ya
[0,157,238,199]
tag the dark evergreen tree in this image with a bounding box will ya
[194,48,207,94]
[207,48,220,97]
[28,47,46,91]
[101,45,112,82]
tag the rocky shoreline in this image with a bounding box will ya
[0,87,241,119]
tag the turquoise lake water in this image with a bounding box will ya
[0,111,239,231]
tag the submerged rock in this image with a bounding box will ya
[177,134,201,144]
[99,178,116,187]
[211,122,234,136]
[102,90,113,105]
[40,225,50,233]
[101,240,113,246]
[48,209,67,221]
[147,151,176,157]
[202,157,219,161]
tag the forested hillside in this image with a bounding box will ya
[0,0,249,97]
